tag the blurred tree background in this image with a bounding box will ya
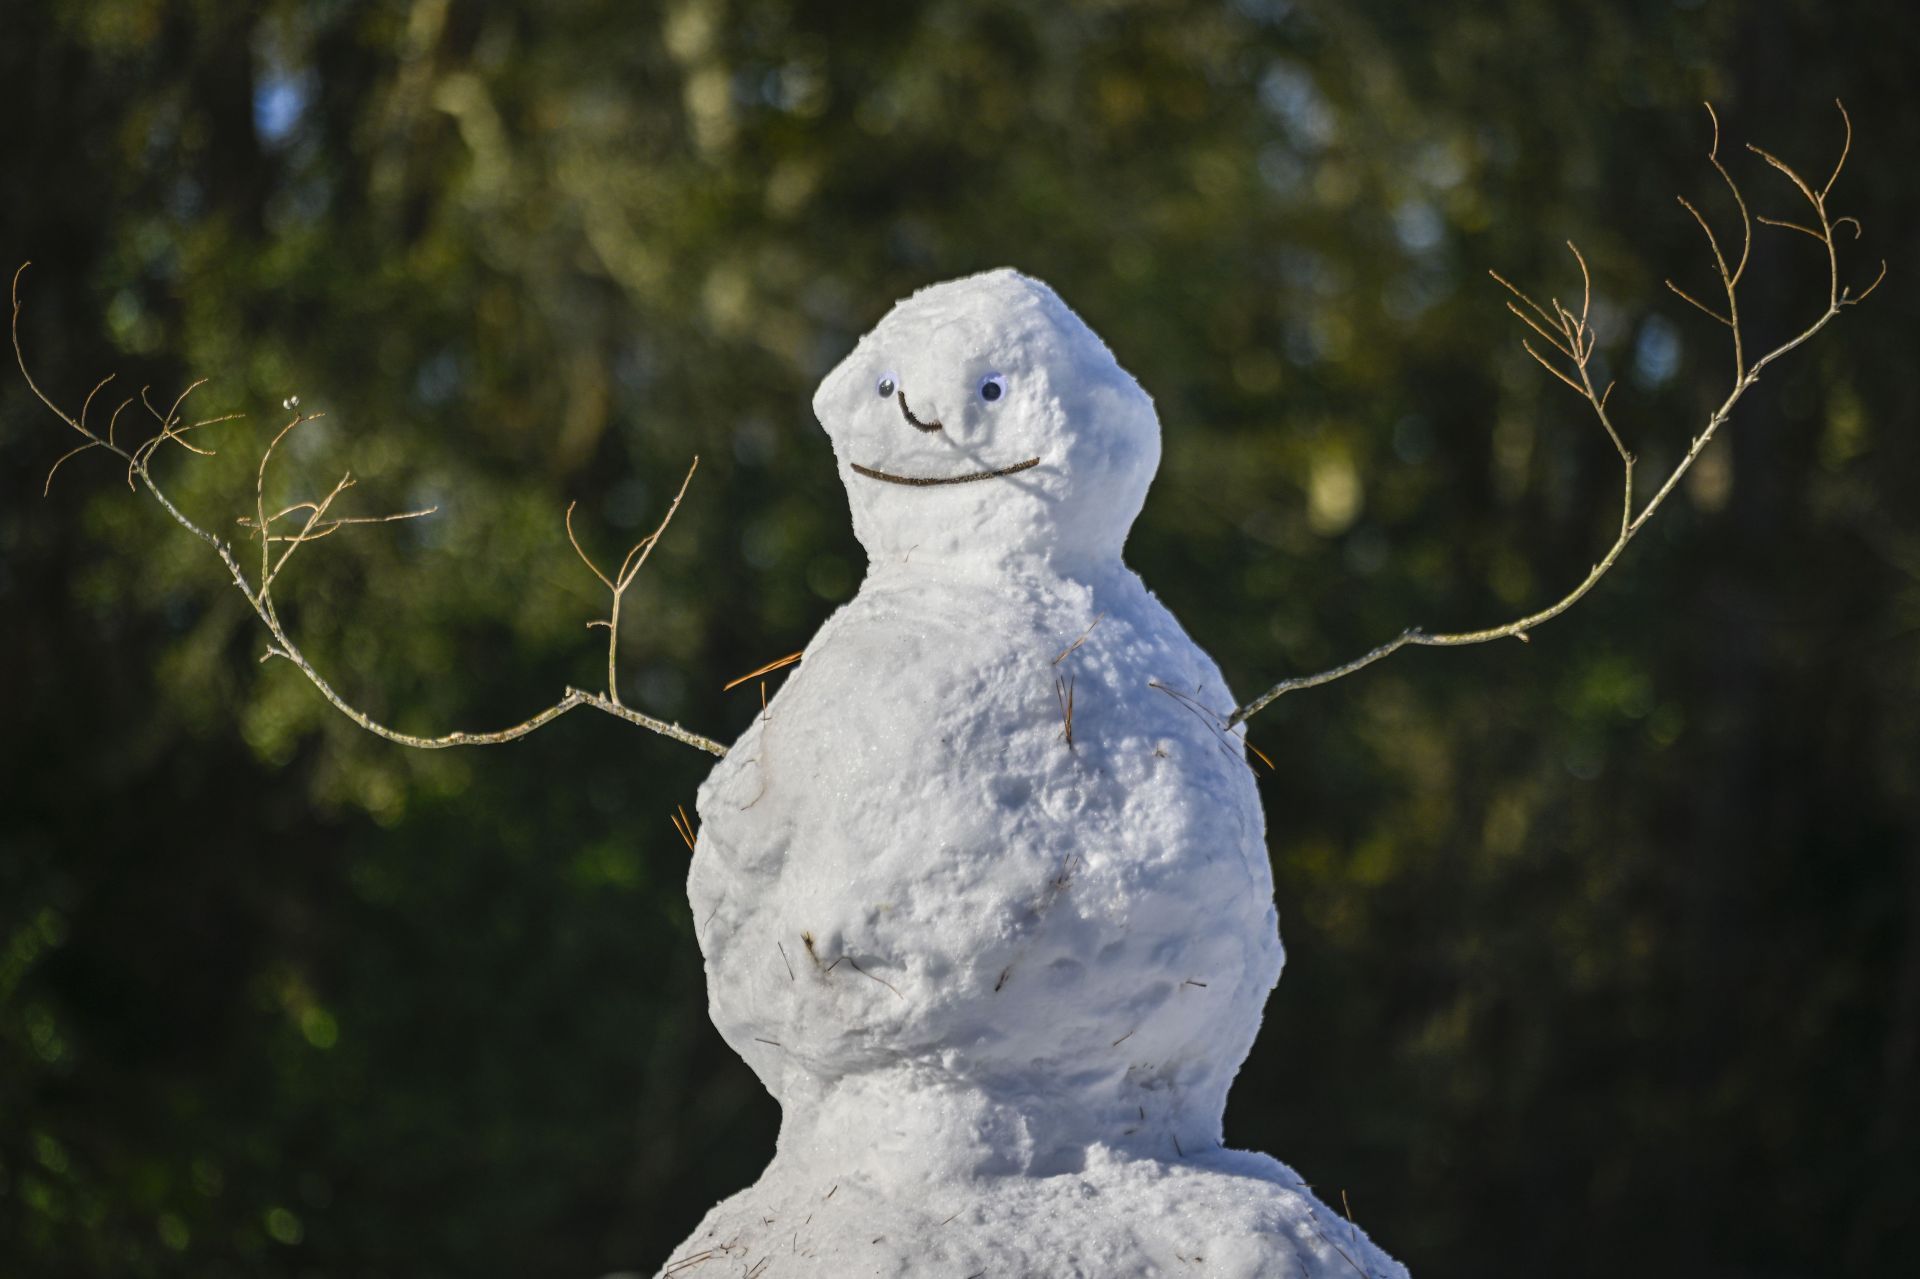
[2,1,1914,1275]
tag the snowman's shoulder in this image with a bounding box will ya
[796,593,867,657]
[1088,569,1237,701]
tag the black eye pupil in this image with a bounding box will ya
[876,378,895,398]
[981,379,1002,402]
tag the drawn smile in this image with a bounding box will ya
[851,458,1042,487]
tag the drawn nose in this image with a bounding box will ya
[896,390,943,433]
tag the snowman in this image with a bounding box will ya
[667,269,1406,1277]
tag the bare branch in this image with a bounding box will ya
[1229,632,1419,725]
[14,262,725,759]
[1230,102,1877,729]
[1504,299,1579,360]
[1845,259,1886,305]
[240,501,438,540]
[1487,269,1559,333]
[79,373,114,436]
[104,397,136,472]
[565,501,616,591]
[1755,215,1826,243]
[1744,143,1819,211]
[1703,103,1752,289]
[11,263,90,438]
[1664,279,1732,327]
[44,439,104,495]
[1521,338,1588,397]
[1674,190,1746,377]
[1824,98,1853,200]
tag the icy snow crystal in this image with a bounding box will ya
[666,270,1407,1277]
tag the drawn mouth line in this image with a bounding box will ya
[851,458,1042,487]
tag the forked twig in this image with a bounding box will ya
[566,457,700,709]
[14,261,726,757]
[1230,100,1883,728]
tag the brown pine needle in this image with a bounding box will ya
[1055,673,1075,749]
[1054,612,1106,665]
[724,649,803,691]
[671,804,697,853]
[843,956,904,1000]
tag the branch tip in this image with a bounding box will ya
[1824,98,1852,201]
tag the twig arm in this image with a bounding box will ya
[14,262,726,759]
[1229,102,1881,728]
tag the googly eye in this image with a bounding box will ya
[979,373,1006,403]
[875,372,898,399]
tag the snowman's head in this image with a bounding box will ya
[812,269,1161,570]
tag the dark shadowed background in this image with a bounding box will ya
[2,2,1916,1276]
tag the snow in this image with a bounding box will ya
[664,270,1406,1276]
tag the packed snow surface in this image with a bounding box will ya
[665,270,1405,1276]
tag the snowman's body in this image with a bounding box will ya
[666,271,1405,1276]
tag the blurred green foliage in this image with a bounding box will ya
[2,1,1916,1275]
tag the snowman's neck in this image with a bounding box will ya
[862,546,1129,594]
